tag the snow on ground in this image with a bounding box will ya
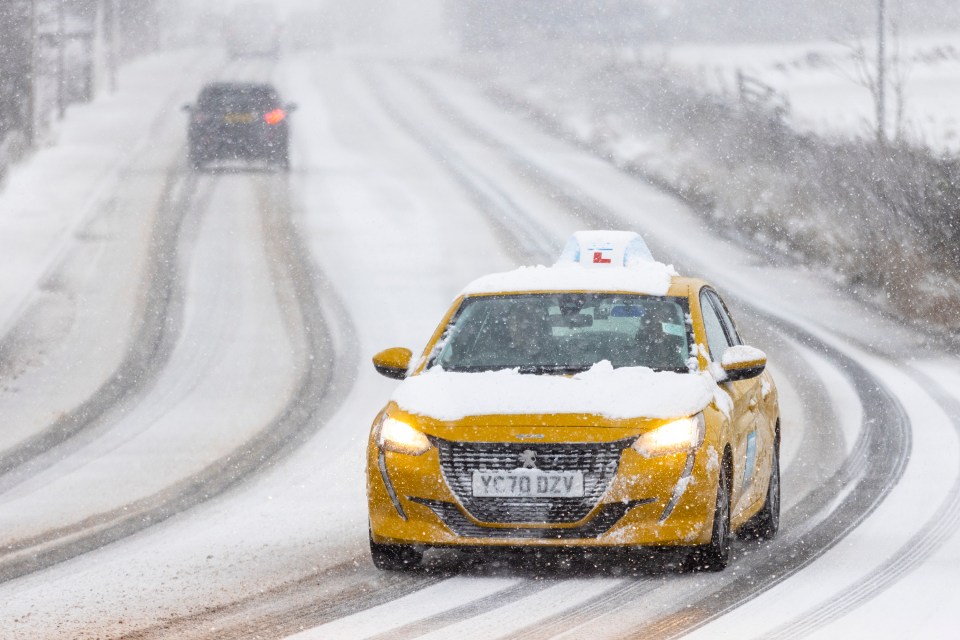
[0,49,220,338]
[660,31,960,152]
[0,36,958,640]
[414,66,960,635]
[0,48,224,457]
[0,51,517,639]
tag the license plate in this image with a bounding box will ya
[224,112,255,123]
[472,469,585,497]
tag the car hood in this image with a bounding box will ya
[391,360,719,422]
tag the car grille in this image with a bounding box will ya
[411,497,654,539]
[434,438,632,524]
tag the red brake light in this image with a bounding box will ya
[264,109,286,125]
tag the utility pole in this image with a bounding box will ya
[26,0,37,145]
[877,0,886,145]
[57,0,66,119]
[106,0,118,91]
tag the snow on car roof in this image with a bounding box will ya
[461,230,677,297]
[461,261,678,296]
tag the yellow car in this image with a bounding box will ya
[367,231,780,571]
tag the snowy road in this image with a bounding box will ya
[0,48,958,639]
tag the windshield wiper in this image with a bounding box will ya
[516,364,593,375]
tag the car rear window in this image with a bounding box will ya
[431,293,693,374]
[198,86,278,111]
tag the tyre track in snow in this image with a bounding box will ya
[108,57,483,639]
[363,579,561,640]
[0,53,235,486]
[626,323,909,639]
[358,65,912,637]
[760,366,960,640]
[506,576,659,640]
[0,51,222,345]
[137,58,573,639]
[167,59,893,640]
[357,69,555,266]
[120,555,453,640]
[0,162,205,490]
[0,171,357,584]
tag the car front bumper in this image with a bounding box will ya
[367,434,720,549]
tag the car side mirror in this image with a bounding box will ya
[372,347,413,380]
[286,102,298,112]
[181,103,192,112]
[720,345,766,381]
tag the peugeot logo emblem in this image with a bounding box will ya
[519,449,537,469]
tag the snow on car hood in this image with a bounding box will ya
[391,361,717,422]
[460,262,677,297]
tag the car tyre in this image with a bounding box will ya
[369,531,422,571]
[739,433,780,541]
[686,454,732,572]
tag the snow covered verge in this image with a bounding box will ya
[454,39,960,330]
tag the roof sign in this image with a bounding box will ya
[556,230,655,268]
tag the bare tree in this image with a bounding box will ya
[831,23,910,145]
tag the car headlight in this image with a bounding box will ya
[377,415,431,456]
[632,414,705,458]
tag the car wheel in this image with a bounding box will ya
[369,531,422,571]
[686,454,732,572]
[739,434,780,541]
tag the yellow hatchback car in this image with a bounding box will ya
[367,231,780,571]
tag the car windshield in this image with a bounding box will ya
[198,85,278,111]
[432,293,693,374]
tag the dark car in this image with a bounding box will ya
[183,82,295,170]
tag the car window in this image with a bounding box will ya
[706,290,743,347]
[699,290,732,362]
[432,293,692,373]
[198,85,278,111]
